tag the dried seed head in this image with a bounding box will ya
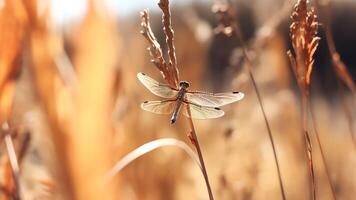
[288,0,320,87]
[140,3,179,88]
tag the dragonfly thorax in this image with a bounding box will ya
[179,81,190,89]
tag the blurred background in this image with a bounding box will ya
[0,0,355,199]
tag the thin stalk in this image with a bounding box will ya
[2,123,21,200]
[4,134,21,200]
[314,0,356,149]
[141,1,214,199]
[302,93,316,200]
[309,102,337,200]
[233,23,286,200]
[336,79,356,149]
[288,56,318,200]
[186,106,214,200]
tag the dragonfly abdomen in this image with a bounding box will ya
[171,87,186,124]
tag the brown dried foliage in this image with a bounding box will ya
[140,0,179,88]
[314,0,355,95]
[287,0,320,91]
[140,1,214,199]
[332,54,355,94]
[69,3,119,200]
[0,0,27,125]
[287,1,320,200]
[1,124,30,200]
[0,1,28,199]
[25,0,119,199]
[212,1,287,200]
[0,0,120,199]
[24,1,74,197]
[315,0,355,149]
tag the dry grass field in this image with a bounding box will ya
[0,0,355,200]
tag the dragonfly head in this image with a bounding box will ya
[179,81,190,89]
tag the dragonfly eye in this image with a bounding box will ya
[179,81,190,88]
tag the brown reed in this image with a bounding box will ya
[0,0,28,199]
[212,1,287,199]
[314,0,356,149]
[309,104,337,200]
[287,0,320,199]
[314,0,355,95]
[24,0,75,197]
[140,0,214,199]
[1,123,20,200]
[25,0,120,199]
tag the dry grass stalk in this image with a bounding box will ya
[0,1,28,199]
[336,81,356,149]
[25,0,75,197]
[309,106,337,200]
[314,0,356,149]
[0,0,27,127]
[140,0,214,199]
[69,2,119,199]
[3,126,20,200]
[0,127,31,200]
[1,123,20,200]
[304,1,346,198]
[140,10,178,88]
[330,55,356,96]
[1,152,17,200]
[26,0,119,199]
[185,106,214,200]
[1,124,30,199]
[314,0,355,96]
[287,0,320,199]
[106,138,201,180]
[158,0,179,86]
[287,0,320,91]
[212,1,287,199]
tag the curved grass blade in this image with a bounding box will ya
[105,138,201,181]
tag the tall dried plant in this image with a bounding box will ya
[287,0,320,199]
[24,0,75,197]
[0,0,28,199]
[212,1,287,199]
[140,0,214,199]
[314,0,356,149]
[25,0,120,199]
[69,2,120,200]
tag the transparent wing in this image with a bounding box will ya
[137,72,178,98]
[141,100,176,115]
[185,91,244,107]
[182,102,224,119]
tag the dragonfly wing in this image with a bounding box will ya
[182,102,224,119]
[137,72,178,98]
[141,100,176,115]
[185,91,244,107]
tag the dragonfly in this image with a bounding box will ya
[137,72,244,124]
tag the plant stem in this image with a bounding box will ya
[302,92,316,200]
[309,103,337,200]
[186,106,214,200]
[233,23,287,200]
[314,0,356,149]
[336,79,356,149]
[1,122,21,200]
[105,138,201,181]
